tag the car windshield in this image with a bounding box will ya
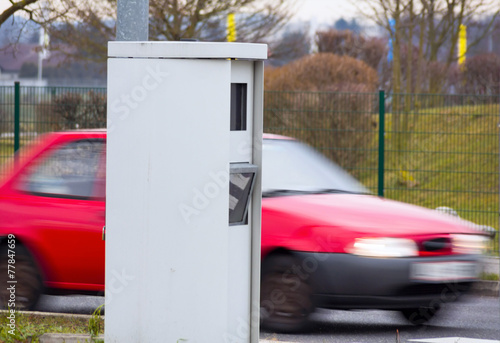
[262,138,369,196]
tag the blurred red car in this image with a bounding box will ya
[0,130,489,332]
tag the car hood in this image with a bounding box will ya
[263,193,479,236]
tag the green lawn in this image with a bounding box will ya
[0,140,13,176]
[359,104,499,253]
[0,311,104,343]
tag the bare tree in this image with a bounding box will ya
[0,0,69,44]
[315,29,386,70]
[358,0,499,187]
[358,0,500,93]
[268,24,311,67]
[46,0,292,64]
[0,0,40,27]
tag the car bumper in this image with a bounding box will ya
[293,251,481,310]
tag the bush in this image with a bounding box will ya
[0,107,13,135]
[36,90,106,133]
[81,90,107,128]
[459,53,500,95]
[265,53,378,92]
[264,53,378,170]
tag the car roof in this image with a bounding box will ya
[55,129,106,134]
[52,130,294,140]
[263,133,295,140]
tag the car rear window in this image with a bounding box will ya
[17,139,105,199]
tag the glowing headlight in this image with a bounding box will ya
[348,237,418,258]
[452,234,489,254]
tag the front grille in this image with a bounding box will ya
[422,238,451,251]
[417,237,453,255]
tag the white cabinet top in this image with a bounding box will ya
[108,41,268,60]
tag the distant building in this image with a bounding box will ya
[0,43,105,87]
[0,43,62,86]
[1,44,35,82]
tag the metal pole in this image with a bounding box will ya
[14,82,20,155]
[497,91,500,286]
[378,89,385,197]
[116,0,149,41]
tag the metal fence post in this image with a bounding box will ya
[14,81,20,154]
[378,89,385,197]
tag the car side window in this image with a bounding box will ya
[18,139,105,199]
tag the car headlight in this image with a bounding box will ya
[347,237,418,258]
[452,234,489,255]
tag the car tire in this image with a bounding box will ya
[401,303,441,325]
[260,254,313,332]
[0,244,43,310]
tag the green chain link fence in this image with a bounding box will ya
[1,84,498,254]
[0,83,106,172]
[265,90,499,254]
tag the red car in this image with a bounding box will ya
[0,130,489,332]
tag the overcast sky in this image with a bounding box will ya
[0,1,361,23]
[293,0,360,23]
[0,0,367,34]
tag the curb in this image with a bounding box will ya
[37,334,294,343]
[39,333,103,343]
[471,280,500,297]
[0,310,94,320]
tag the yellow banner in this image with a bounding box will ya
[227,13,236,42]
[458,24,467,66]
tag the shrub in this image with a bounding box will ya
[81,90,107,128]
[36,91,106,133]
[265,53,378,92]
[459,53,500,95]
[264,53,378,170]
[0,107,12,135]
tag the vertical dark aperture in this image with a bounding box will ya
[230,83,247,131]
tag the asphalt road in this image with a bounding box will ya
[33,294,499,342]
[34,294,104,315]
[261,295,500,342]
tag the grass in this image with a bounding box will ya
[481,272,500,281]
[0,311,104,343]
[88,305,104,341]
[0,140,13,178]
[355,103,499,253]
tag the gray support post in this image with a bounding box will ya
[14,81,20,155]
[117,0,149,41]
[378,89,385,197]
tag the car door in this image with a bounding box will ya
[11,138,106,290]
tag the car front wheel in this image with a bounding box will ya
[0,244,43,310]
[260,254,313,332]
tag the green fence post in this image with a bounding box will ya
[14,81,20,154]
[378,89,385,197]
